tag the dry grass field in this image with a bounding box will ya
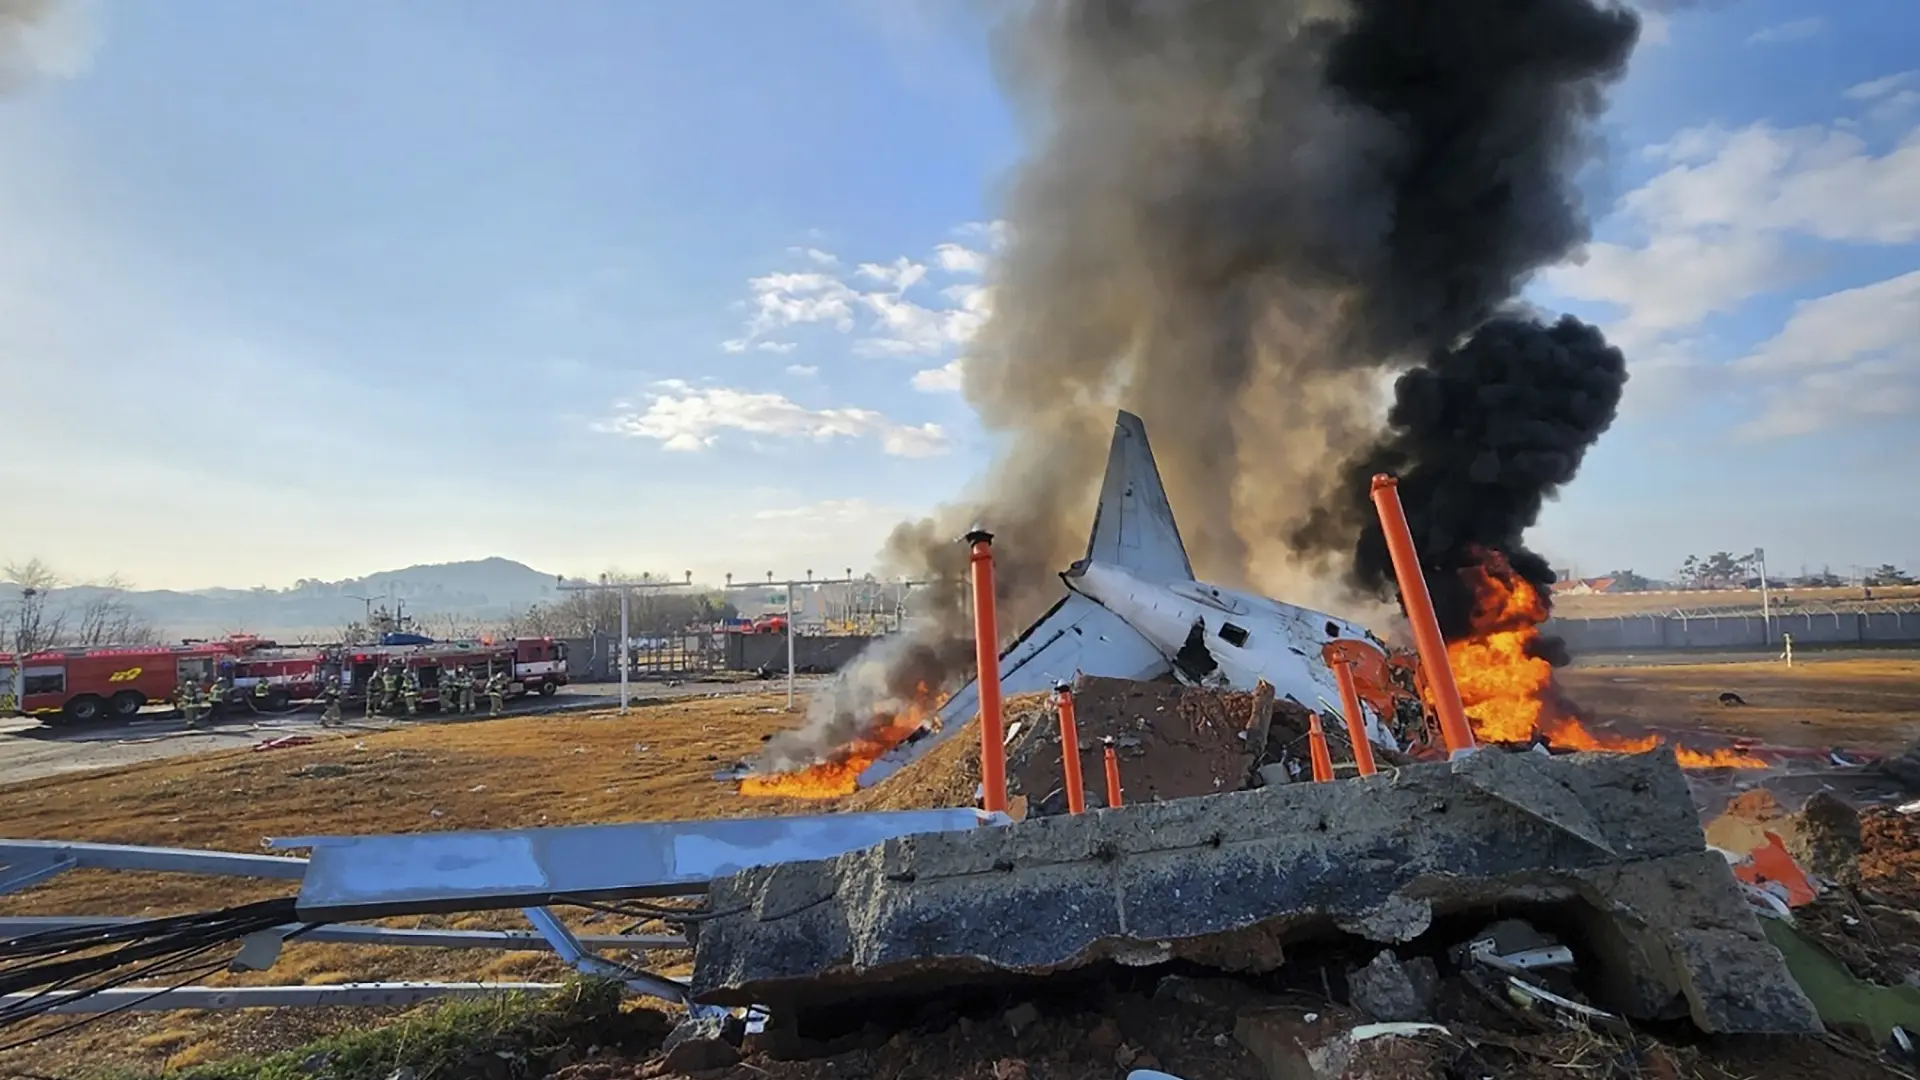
[4,659,1920,1074]
[1559,657,1920,754]
[1550,584,1920,619]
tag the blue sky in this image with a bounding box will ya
[0,0,1915,592]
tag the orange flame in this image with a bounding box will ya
[738,684,937,799]
[1441,552,1766,770]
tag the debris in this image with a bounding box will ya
[1348,1021,1450,1042]
[691,749,1820,1035]
[254,735,316,752]
[1347,950,1437,1022]
[1720,692,1747,707]
[658,1012,744,1073]
[1732,832,1819,908]
[1003,1001,1041,1037]
[1787,791,1864,885]
[1503,975,1628,1032]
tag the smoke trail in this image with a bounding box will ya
[771,0,1646,769]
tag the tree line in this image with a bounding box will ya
[1,559,164,654]
[1595,556,1916,592]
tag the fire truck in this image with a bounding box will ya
[0,643,238,723]
[1,636,567,724]
[340,638,568,708]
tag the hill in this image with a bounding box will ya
[0,558,566,641]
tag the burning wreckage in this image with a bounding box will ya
[0,410,1837,1062]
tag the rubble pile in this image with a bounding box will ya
[692,749,1818,1037]
[845,678,1398,816]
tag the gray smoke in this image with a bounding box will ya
[764,0,1644,769]
[1,0,82,95]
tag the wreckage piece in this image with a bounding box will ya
[279,808,1002,920]
[858,410,1397,789]
[690,749,1821,1035]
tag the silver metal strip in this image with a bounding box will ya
[0,916,688,952]
[2,982,565,1014]
[280,808,1005,919]
[0,839,307,880]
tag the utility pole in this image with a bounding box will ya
[556,572,692,714]
[1755,547,1772,645]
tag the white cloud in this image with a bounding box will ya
[1732,271,1920,438]
[717,224,1007,375]
[855,256,929,292]
[785,364,818,377]
[956,220,1011,251]
[1626,124,1920,244]
[1543,230,1796,346]
[600,384,951,457]
[934,243,989,274]
[755,340,797,354]
[1549,112,1920,439]
[911,357,966,393]
[787,246,839,267]
[1847,71,1916,101]
[1746,17,1825,45]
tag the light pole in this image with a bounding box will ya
[719,573,855,711]
[717,573,935,710]
[1755,547,1772,645]
[556,572,692,713]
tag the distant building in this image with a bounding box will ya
[1555,577,1619,596]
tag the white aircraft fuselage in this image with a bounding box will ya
[854,409,1396,790]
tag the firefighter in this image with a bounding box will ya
[208,676,232,721]
[253,676,273,709]
[378,661,402,716]
[320,676,342,727]
[401,665,421,716]
[178,681,202,727]
[458,666,477,715]
[444,666,466,714]
[486,671,506,716]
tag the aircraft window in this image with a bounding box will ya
[1219,623,1250,647]
[1326,621,1341,637]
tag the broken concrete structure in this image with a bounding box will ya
[689,748,1821,1035]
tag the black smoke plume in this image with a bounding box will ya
[773,0,1649,769]
[1301,314,1629,643]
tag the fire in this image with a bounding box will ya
[737,684,938,799]
[1440,551,1766,769]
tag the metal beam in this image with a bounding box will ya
[277,808,1005,920]
[0,916,688,952]
[0,839,307,881]
[523,906,689,1003]
[4,982,567,1014]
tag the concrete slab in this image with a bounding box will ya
[688,748,1820,1035]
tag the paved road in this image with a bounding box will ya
[0,677,825,787]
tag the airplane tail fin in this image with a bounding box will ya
[1081,410,1194,583]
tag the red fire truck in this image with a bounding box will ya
[341,638,569,708]
[2,636,567,724]
[0,643,235,723]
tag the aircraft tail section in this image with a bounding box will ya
[1083,410,1194,583]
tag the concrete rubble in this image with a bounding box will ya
[688,746,1821,1036]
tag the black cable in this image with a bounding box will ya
[0,953,232,1054]
[0,900,311,1029]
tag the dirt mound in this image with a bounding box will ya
[845,679,1286,815]
[1859,807,1920,909]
